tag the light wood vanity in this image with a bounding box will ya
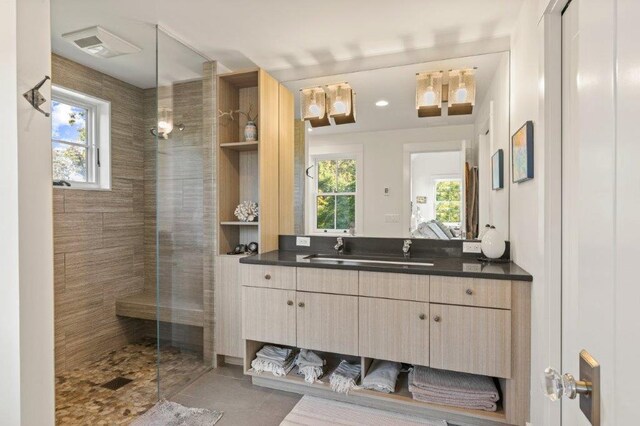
[232,262,531,426]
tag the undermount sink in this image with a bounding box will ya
[303,254,434,267]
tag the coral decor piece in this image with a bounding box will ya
[234,201,259,222]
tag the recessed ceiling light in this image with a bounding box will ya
[375,100,389,107]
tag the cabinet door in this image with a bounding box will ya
[430,304,511,378]
[296,292,358,356]
[242,287,296,347]
[214,256,244,357]
[359,297,429,366]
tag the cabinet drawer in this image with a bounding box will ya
[359,272,429,301]
[430,276,511,309]
[239,264,296,290]
[297,268,358,295]
[241,287,296,346]
[359,297,429,366]
[430,304,511,378]
[296,292,358,356]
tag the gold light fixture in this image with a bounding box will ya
[300,86,330,127]
[448,68,476,115]
[326,82,356,125]
[416,71,443,117]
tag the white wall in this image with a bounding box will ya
[308,125,474,236]
[410,151,461,223]
[473,53,510,237]
[0,0,55,424]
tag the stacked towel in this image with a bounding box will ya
[329,360,361,394]
[361,360,401,393]
[250,345,295,377]
[295,349,325,384]
[408,366,500,412]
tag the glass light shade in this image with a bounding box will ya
[448,69,476,106]
[300,87,327,121]
[416,72,443,108]
[326,83,353,118]
[157,107,173,139]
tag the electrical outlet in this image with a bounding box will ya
[384,214,400,223]
[463,241,482,254]
[463,263,482,273]
[296,236,311,247]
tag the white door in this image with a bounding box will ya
[559,0,640,424]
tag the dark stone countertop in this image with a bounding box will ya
[239,250,533,282]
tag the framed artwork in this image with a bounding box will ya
[511,121,534,183]
[492,149,504,190]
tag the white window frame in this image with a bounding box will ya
[51,85,111,190]
[433,174,462,227]
[306,145,363,235]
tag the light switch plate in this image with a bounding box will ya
[296,236,311,247]
[463,241,482,253]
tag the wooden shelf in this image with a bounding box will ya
[220,141,259,151]
[115,291,204,327]
[220,221,259,226]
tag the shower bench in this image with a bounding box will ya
[115,291,204,327]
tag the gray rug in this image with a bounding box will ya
[132,400,223,426]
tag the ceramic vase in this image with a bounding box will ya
[481,226,506,259]
[244,121,258,141]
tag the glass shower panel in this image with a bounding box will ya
[155,27,210,398]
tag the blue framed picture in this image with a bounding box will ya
[512,121,534,183]
[492,149,504,190]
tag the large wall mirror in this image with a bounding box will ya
[283,51,510,240]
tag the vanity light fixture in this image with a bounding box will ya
[326,82,356,125]
[300,86,330,127]
[448,68,476,115]
[375,99,389,107]
[416,71,443,117]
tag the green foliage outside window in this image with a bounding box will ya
[435,180,461,224]
[316,159,356,230]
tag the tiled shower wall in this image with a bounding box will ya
[52,54,146,371]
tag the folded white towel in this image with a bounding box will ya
[251,356,295,377]
[329,361,361,394]
[255,345,294,364]
[362,360,401,393]
[295,349,325,384]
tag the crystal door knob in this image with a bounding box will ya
[544,367,592,401]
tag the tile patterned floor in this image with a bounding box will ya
[55,340,208,425]
[170,365,302,426]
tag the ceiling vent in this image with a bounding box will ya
[62,26,141,58]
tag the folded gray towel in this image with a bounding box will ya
[255,345,294,364]
[295,349,325,384]
[409,389,498,411]
[410,366,499,401]
[329,360,361,394]
[362,360,401,393]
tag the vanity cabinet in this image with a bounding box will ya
[359,297,430,366]
[296,292,358,355]
[430,303,512,378]
[241,286,296,346]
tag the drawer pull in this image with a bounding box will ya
[466,288,473,295]
[287,300,293,306]
[298,302,305,308]
[419,314,426,320]
[264,274,271,280]
[433,315,441,322]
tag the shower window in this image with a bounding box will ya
[51,85,111,189]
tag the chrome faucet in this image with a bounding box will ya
[402,239,412,258]
[334,237,345,255]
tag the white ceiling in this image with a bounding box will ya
[283,52,506,134]
[51,0,523,88]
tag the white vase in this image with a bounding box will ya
[244,121,257,141]
[481,226,506,259]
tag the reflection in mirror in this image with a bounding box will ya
[284,51,510,240]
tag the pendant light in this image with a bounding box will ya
[157,107,173,139]
[416,71,443,117]
[448,69,476,115]
[326,82,356,125]
[300,86,330,127]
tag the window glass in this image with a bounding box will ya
[52,100,90,183]
[435,179,461,224]
[314,157,357,232]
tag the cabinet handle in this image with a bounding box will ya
[419,314,426,320]
[466,288,473,295]
[287,300,293,306]
[433,315,441,322]
[264,274,271,280]
[298,302,305,308]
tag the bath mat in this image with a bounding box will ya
[281,395,447,425]
[131,399,222,426]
